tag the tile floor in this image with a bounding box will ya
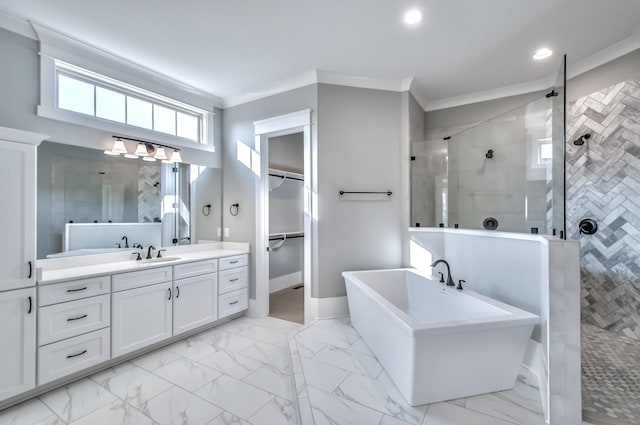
[0,316,301,425]
[1,315,549,425]
[582,323,640,425]
[290,318,547,425]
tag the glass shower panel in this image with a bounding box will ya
[550,55,567,237]
[410,139,448,227]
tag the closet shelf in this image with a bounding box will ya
[269,231,304,240]
[269,168,304,182]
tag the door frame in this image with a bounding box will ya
[250,109,316,323]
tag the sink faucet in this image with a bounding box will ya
[431,259,455,287]
[121,236,129,248]
[146,245,156,260]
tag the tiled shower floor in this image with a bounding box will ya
[582,324,640,425]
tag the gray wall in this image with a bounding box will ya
[269,133,304,173]
[194,167,223,242]
[221,85,318,298]
[317,84,403,298]
[0,28,222,168]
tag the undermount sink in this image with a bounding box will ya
[141,256,181,263]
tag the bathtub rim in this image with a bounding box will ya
[343,267,539,337]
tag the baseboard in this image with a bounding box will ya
[270,271,303,294]
[308,295,349,319]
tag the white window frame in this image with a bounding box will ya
[34,22,217,152]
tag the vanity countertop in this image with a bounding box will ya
[38,247,249,285]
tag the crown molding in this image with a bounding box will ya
[567,29,640,80]
[221,70,318,108]
[0,11,37,39]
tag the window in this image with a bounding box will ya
[55,61,206,144]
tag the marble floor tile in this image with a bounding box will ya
[296,325,359,349]
[206,411,252,425]
[131,349,182,372]
[139,386,222,425]
[195,374,273,420]
[313,318,359,338]
[243,364,295,401]
[89,362,136,386]
[380,414,414,425]
[91,365,173,409]
[422,402,516,425]
[335,373,427,425]
[295,335,327,358]
[193,329,257,354]
[197,349,264,380]
[308,386,383,425]
[67,399,156,425]
[464,392,546,425]
[312,345,382,378]
[0,397,63,425]
[164,337,222,361]
[40,378,118,423]
[240,341,291,373]
[153,358,221,392]
[247,396,298,425]
[348,338,374,356]
[301,356,350,393]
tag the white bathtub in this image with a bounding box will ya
[342,268,539,406]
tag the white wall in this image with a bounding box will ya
[317,84,403,298]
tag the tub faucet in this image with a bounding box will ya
[146,245,156,259]
[431,259,455,287]
[121,236,129,248]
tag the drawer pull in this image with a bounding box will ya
[229,260,239,264]
[66,350,87,359]
[67,314,88,322]
[67,287,88,293]
[229,278,239,282]
[27,296,32,314]
[176,286,180,298]
[229,300,239,305]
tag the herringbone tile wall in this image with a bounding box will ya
[566,77,640,340]
[138,165,161,223]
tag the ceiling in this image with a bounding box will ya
[1,0,639,110]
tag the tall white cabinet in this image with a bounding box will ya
[0,127,47,401]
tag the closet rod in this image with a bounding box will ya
[269,234,304,241]
[269,173,304,182]
[339,190,392,196]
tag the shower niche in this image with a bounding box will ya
[411,57,566,236]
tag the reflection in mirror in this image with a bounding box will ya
[37,142,222,259]
[411,94,563,235]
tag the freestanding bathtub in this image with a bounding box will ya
[342,268,539,406]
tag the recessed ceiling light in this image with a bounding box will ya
[403,9,423,25]
[533,47,553,60]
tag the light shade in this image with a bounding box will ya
[154,147,168,160]
[171,150,183,163]
[111,140,128,154]
[124,153,138,159]
[134,143,149,157]
[104,150,120,156]
[142,156,156,162]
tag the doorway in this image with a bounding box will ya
[267,133,304,323]
[252,109,315,324]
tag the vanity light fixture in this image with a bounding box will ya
[533,47,553,60]
[403,9,423,25]
[108,135,183,163]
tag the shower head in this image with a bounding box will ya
[573,133,591,146]
[485,149,494,159]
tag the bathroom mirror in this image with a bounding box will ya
[37,141,222,259]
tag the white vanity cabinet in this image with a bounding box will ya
[173,260,218,335]
[218,255,249,319]
[37,276,111,385]
[0,288,36,400]
[0,139,37,292]
[111,267,173,357]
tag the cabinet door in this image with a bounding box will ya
[112,282,172,357]
[0,288,36,401]
[0,141,36,291]
[173,273,217,336]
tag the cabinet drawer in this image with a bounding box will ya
[38,328,110,385]
[112,266,172,292]
[218,267,248,295]
[39,276,110,306]
[173,259,217,280]
[38,294,110,346]
[219,255,248,271]
[218,288,248,319]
